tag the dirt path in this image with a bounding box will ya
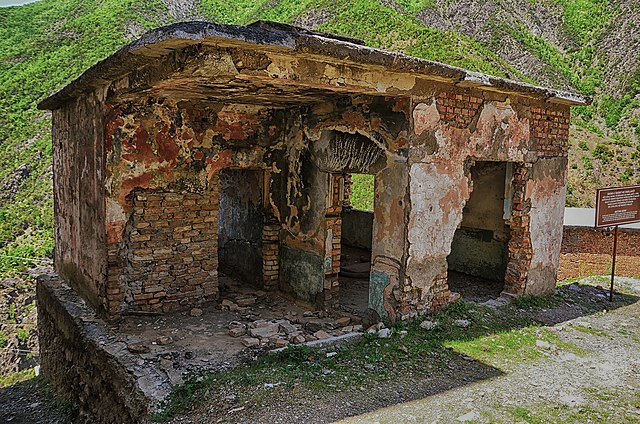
[340,278,640,423]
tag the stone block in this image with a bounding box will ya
[241,338,260,348]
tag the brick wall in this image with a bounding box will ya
[436,92,483,128]
[503,163,533,296]
[106,186,220,317]
[321,174,345,308]
[531,107,570,157]
[262,219,280,290]
[562,227,640,256]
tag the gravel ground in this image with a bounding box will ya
[342,280,640,423]
[0,376,73,423]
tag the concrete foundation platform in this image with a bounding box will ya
[37,273,365,423]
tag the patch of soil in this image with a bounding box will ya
[447,271,504,302]
[338,245,371,318]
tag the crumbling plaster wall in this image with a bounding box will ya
[101,92,412,317]
[52,91,107,312]
[278,96,411,310]
[526,157,568,295]
[405,86,570,318]
[103,99,286,318]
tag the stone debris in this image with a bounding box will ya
[367,322,384,334]
[457,411,480,422]
[306,319,324,332]
[378,328,392,338]
[228,327,246,338]
[127,344,150,354]
[155,336,173,346]
[189,308,203,317]
[249,325,279,339]
[275,339,289,348]
[448,291,461,302]
[241,337,260,348]
[221,300,238,311]
[235,296,256,307]
[482,296,511,309]
[250,319,270,328]
[279,321,298,335]
[454,319,471,328]
[228,321,244,329]
[336,317,351,327]
[314,330,331,340]
[216,289,366,349]
[292,334,306,344]
[420,320,436,330]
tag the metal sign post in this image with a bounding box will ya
[609,225,618,302]
[595,185,640,302]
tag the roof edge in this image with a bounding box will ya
[37,20,591,110]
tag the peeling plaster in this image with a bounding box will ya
[526,157,568,295]
[412,101,440,135]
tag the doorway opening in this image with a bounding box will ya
[339,173,374,317]
[447,161,511,302]
[217,169,265,295]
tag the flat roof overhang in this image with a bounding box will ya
[37,21,591,110]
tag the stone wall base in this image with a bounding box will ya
[37,273,169,424]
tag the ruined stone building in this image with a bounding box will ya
[38,20,588,325]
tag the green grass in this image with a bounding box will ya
[349,174,375,211]
[570,324,610,338]
[0,0,174,277]
[444,326,584,368]
[0,367,36,388]
[513,294,560,309]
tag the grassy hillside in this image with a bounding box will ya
[0,0,639,376]
[0,0,529,278]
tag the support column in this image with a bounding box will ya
[262,218,280,290]
[503,163,533,296]
[321,174,345,309]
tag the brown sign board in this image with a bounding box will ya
[595,185,640,228]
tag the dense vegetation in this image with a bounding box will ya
[0,1,639,374]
